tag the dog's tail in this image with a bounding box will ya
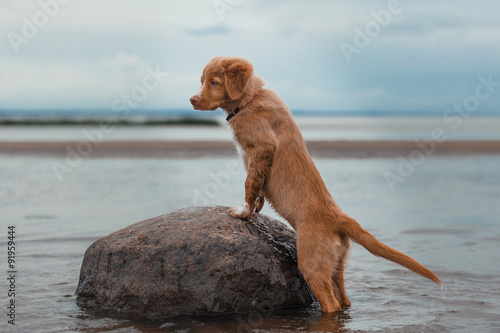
[339,215,441,285]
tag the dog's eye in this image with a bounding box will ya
[211,81,218,86]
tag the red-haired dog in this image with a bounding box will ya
[190,56,441,313]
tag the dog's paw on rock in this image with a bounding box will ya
[228,202,253,219]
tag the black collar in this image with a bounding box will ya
[226,89,261,122]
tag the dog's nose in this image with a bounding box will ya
[190,95,199,106]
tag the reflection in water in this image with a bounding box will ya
[307,309,351,333]
[73,302,352,332]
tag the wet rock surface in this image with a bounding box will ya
[76,206,313,319]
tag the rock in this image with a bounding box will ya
[76,206,313,319]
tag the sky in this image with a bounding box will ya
[1,0,500,113]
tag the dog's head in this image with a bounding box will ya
[190,56,254,111]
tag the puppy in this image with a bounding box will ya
[190,56,441,313]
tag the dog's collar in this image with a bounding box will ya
[226,89,262,122]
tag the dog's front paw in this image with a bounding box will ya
[228,203,253,220]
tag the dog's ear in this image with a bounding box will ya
[222,58,253,100]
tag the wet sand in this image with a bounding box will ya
[1,140,500,158]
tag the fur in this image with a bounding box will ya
[190,56,441,313]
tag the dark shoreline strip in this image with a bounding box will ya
[1,141,500,158]
[0,141,235,158]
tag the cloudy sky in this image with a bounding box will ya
[1,0,500,113]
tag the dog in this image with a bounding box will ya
[190,56,441,313]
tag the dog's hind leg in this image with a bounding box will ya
[332,237,351,307]
[297,226,342,313]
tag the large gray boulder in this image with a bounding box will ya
[76,206,313,319]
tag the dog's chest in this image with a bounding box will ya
[232,136,247,159]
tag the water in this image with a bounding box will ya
[2,116,500,142]
[1,155,500,332]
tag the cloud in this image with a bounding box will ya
[0,0,499,112]
[185,25,230,37]
[0,52,169,109]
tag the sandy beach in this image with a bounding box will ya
[1,140,500,158]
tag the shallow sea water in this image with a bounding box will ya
[1,155,500,332]
[2,116,500,142]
